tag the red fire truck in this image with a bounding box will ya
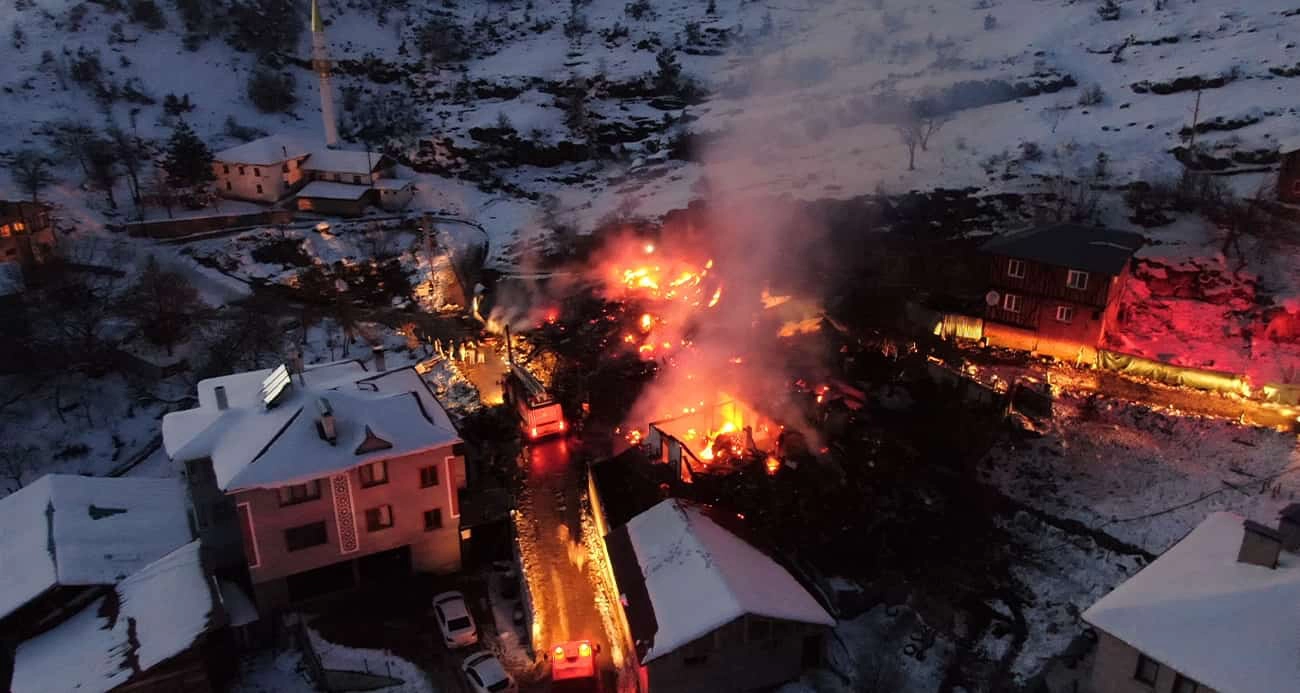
[550,640,600,692]
[503,364,566,441]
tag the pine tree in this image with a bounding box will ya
[162,120,215,189]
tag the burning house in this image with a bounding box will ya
[644,396,787,482]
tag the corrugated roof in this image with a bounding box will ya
[1083,512,1300,693]
[980,223,1145,274]
[297,180,372,201]
[305,149,386,175]
[214,135,313,166]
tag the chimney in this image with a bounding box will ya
[1238,520,1282,569]
[1279,504,1300,552]
[214,386,229,411]
[317,397,337,444]
[371,345,386,372]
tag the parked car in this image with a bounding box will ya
[462,651,517,693]
[432,591,478,648]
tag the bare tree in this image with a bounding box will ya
[895,121,922,171]
[122,255,205,357]
[146,165,175,219]
[10,149,56,203]
[86,138,120,209]
[0,442,38,492]
[108,126,149,213]
[895,100,949,169]
[47,120,96,179]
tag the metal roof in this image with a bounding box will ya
[980,223,1145,274]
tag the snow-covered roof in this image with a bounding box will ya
[981,224,1145,274]
[162,360,460,491]
[214,135,314,165]
[297,180,372,201]
[373,177,414,191]
[218,579,259,627]
[611,499,834,664]
[305,148,387,175]
[1083,512,1300,693]
[1279,136,1300,154]
[0,475,193,622]
[10,541,221,693]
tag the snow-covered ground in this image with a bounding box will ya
[306,622,436,693]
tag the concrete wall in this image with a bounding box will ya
[645,616,825,693]
[214,156,309,203]
[234,446,466,587]
[377,186,414,211]
[296,195,370,217]
[1090,630,1218,693]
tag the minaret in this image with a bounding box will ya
[310,0,339,148]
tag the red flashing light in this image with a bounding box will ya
[530,427,539,439]
[559,420,567,432]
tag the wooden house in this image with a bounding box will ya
[980,224,1144,360]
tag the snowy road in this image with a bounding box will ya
[514,438,617,688]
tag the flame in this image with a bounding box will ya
[777,317,823,337]
[765,456,781,475]
[708,287,723,308]
[640,313,654,332]
[761,288,792,309]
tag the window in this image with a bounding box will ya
[359,460,388,487]
[225,181,232,191]
[1134,653,1160,686]
[285,521,328,551]
[365,504,394,531]
[1002,293,1023,314]
[238,166,246,176]
[0,224,10,237]
[13,222,23,231]
[424,508,443,531]
[4,248,15,257]
[1055,305,1074,323]
[1006,258,1026,279]
[223,164,230,174]
[255,184,264,194]
[353,175,362,184]
[1066,269,1089,290]
[1172,674,1200,693]
[253,167,261,177]
[277,480,322,506]
[420,465,440,488]
[282,163,290,173]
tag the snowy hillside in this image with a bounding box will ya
[2,0,1298,246]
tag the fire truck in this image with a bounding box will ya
[503,364,567,441]
[550,640,600,692]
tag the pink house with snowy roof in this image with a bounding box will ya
[163,357,466,610]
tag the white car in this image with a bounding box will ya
[432,591,478,648]
[462,651,518,693]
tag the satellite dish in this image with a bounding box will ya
[985,290,1001,307]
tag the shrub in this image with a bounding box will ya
[1077,83,1104,106]
[983,14,997,31]
[1019,141,1043,162]
[625,0,653,21]
[246,68,297,113]
[129,0,166,30]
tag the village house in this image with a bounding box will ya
[980,223,1144,362]
[599,497,835,693]
[0,475,195,640]
[6,541,235,693]
[1279,136,1300,204]
[161,355,467,610]
[1083,510,1300,693]
[0,200,56,267]
[211,135,314,204]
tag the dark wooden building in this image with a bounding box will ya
[1280,137,1300,204]
[981,224,1144,360]
[0,200,56,267]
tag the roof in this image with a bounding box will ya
[10,541,221,693]
[373,177,414,191]
[1082,512,1300,693]
[305,149,387,175]
[218,580,259,627]
[980,223,1145,274]
[590,446,673,529]
[613,499,834,664]
[0,475,193,622]
[1278,136,1300,154]
[162,360,460,491]
[297,180,372,201]
[214,135,313,166]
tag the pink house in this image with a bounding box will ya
[163,358,466,610]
